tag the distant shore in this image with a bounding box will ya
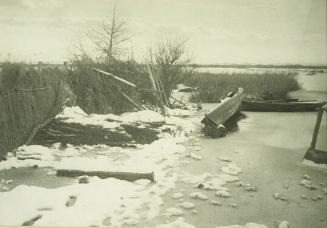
[1,62,326,70]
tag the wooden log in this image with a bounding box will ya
[17,157,41,161]
[56,169,155,182]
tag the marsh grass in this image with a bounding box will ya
[0,63,72,158]
[185,72,300,102]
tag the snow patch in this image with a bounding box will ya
[164,207,184,217]
[180,201,195,209]
[189,192,208,200]
[221,164,242,176]
[172,192,184,200]
[302,159,327,169]
[216,223,269,228]
[155,217,197,228]
[167,108,193,117]
[121,110,165,123]
[56,106,120,129]
[215,190,231,198]
[0,177,159,226]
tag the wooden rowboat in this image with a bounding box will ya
[241,99,327,112]
[201,88,244,137]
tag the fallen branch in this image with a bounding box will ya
[120,91,145,110]
[93,68,137,88]
[56,169,155,182]
[170,95,188,107]
[25,117,54,145]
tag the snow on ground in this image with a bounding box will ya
[56,106,121,129]
[167,108,194,117]
[0,106,196,172]
[56,106,196,129]
[0,106,198,226]
[121,110,165,123]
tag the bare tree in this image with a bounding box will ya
[148,39,192,104]
[88,6,130,63]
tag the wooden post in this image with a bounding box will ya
[310,109,323,149]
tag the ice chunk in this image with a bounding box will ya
[210,200,222,206]
[165,207,184,217]
[180,202,195,209]
[215,190,231,198]
[172,193,184,200]
[189,192,208,200]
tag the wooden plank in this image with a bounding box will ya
[93,67,136,88]
[310,109,323,149]
[56,169,155,182]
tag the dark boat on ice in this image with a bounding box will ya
[202,88,244,138]
[241,99,327,112]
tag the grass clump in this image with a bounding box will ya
[185,72,300,103]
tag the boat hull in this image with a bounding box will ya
[241,100,326,112]
[201,88,244,137]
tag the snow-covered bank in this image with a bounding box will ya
[0,106,195,171]
[0,106,198,226]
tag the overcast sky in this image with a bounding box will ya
[0,0,326,65]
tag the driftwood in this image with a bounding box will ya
[56,169,155,182]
